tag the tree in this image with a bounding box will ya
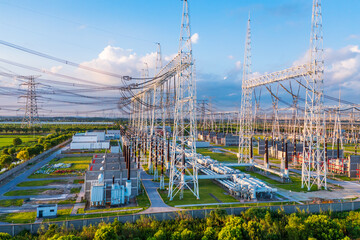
[43,142,52,151]
[202,227,216,240]
[54,235,81,240]
[8,147,16,156]
[0,155,13,168]
[13,137,22,146]
[94,225,118,240]
[218,217,246,240]
[285,214,306,240]
[2,148,9,155]
[304,215,344,240]
[152,229,167,240]
[17,150,30,161]
[0,232,12,240]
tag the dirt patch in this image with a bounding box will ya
[43,189,64,195]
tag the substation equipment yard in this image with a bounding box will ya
[119,0,360,205]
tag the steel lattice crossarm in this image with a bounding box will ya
[243,63,312,89]
[130,53,183,103]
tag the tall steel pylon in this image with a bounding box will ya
[151,43,164,181]
[301,0,327,190]
[238,15,253,163]
[168,0,199,201]
[21,76,40,127]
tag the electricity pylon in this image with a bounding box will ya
[168,0,199,201]
[238,15,253,163]
[301,0,327,190]
[21,76,41,127]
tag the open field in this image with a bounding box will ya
[0,134,40,148]
[4,188,57,196]
[0,209,72,224]
[159,179,236,207]
[17,180,68,187]
[142,164,169,182]
[196,148,238,163]
[0,199,24,207]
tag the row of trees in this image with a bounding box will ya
[0,133,72,170]
[0,123,121,135]
[1,208,359,240]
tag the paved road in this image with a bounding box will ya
[140,169,179,213]
[0,147,66,199]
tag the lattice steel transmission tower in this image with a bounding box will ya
[21,76,41,127]
[301,0,327,190]
[168,0,199,201]
[238,15,253,163]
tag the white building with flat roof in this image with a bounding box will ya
[70,131,110,150]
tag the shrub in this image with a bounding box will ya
[13,137,22,146]
[16,150,30,161]
[0,232,12,240]
[94,225,118,240]
[0,155,13,168]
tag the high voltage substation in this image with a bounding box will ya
[121,0,360,202]
[0,0,359,203]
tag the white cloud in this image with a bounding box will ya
[293,45,360,90]
[50,65,63,73]
[191,33,199,44]
[80,45,176,85]
[235,60,242,69]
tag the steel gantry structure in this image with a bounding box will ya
[127,0,199,201]
[238,0,327,190]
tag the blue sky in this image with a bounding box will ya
[0,0,359,116]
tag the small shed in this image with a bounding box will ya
[37,204,57,218]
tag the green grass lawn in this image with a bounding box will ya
[136,182,151,209]
[0,211,36,223]
[196,148,238,163]
[159,179,236,207]
[51,209,144,222]
[4,188,57,196]
[142,164,169,182]
[0,209,72,223]
[0,134,39,148]
[221,146,238,152]
[83,206,142,214]
[17,180,67,187]
[0,199,24,207]
[70,187,81,194]
[57,199,76,205]
[28,173,58,179]
[73,179,84,184]
[330,174,358,181]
